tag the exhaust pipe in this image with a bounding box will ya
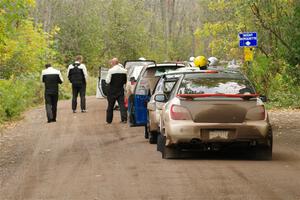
[190,138,201,144]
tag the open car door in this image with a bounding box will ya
[97,67,109,98]
[124,60,156,121]
[129,64,184,127]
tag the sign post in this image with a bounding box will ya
[239,32,258,47]
[244,47,254,62]
[239,32,257,63]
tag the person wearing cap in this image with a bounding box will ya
[41,64,63,123]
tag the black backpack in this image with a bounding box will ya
[69,63,85,85]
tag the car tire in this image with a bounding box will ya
[162,145,180,159]
[255,128,273,160]
[149,131,158,144]
[144,125,149,139]
[157,134,180,159]
[157,133,164,152]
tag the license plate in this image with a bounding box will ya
[209,130,229,139]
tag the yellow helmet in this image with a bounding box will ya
[194,56,208,68]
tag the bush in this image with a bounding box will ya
[245,56,300,109]
[0,74,43,122]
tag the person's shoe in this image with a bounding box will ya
[81,110,87,113]
[120,120,127,124]
[52,119,56,122]
[73,110,76,113]
[106,122,112,125]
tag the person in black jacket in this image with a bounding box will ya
[41,64,63,123]
[67,55,88,113]
[105,58,127,124]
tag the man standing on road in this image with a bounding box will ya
[41,64,63,123]
[67,55,88,113]
[105,58,127,124]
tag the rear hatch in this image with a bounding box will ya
[179,97,261,123]
[176,73,264,123]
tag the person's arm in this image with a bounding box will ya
[67,65,72,82]
[105,69,112,84]
[81,64,88,80]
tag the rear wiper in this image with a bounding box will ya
[177,93,259,100]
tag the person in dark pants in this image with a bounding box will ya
[41,64,63,123]
[105,58,127,124]
[67,55,88,113]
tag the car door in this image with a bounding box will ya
[98,60,155,99]
[129,65,183,126]
[97,67,109,98]
[125,60,155,109]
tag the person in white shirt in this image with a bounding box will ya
[67,55,88,113]
[105,58,127,124]
[41,64,63,123]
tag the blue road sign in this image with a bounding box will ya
[239,32,258,47]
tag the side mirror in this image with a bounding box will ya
[260,95,267,102]
[155,94,167,102]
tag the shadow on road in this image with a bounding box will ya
[165,148,299,161]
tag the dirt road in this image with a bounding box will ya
[1,97,300,200]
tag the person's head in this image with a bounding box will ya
[208,57,219,66]
[45,64,51,68]
[110,57,119,67]
[75,55,83,63]
[194,56,208,69]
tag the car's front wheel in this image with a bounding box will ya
[149,131,158,144]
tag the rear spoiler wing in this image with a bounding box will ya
[177,93,259,100]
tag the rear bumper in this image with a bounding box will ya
[165,120,270,145]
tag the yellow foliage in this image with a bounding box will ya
[26,0,36,7]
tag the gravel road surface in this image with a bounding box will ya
[1,97,300,200]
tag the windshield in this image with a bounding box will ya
[127,65,144,80]
[143,66,182,77]
[125,61,155,80]
[178,74,255,95]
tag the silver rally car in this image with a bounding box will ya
[155,70,272,160]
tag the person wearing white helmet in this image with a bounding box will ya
[189,56,195,67]
[208,57,219,66]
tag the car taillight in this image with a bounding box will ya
[170,105,192,120]
[246,105,266,120]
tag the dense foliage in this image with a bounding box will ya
[0,0,299,122]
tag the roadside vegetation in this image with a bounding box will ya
[0,0,299,123]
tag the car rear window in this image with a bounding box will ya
[178,74,255,95]
[135,66,182,95]
[143,66,182,77]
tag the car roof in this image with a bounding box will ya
[147,63,186,68]
[161,68,246,79]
